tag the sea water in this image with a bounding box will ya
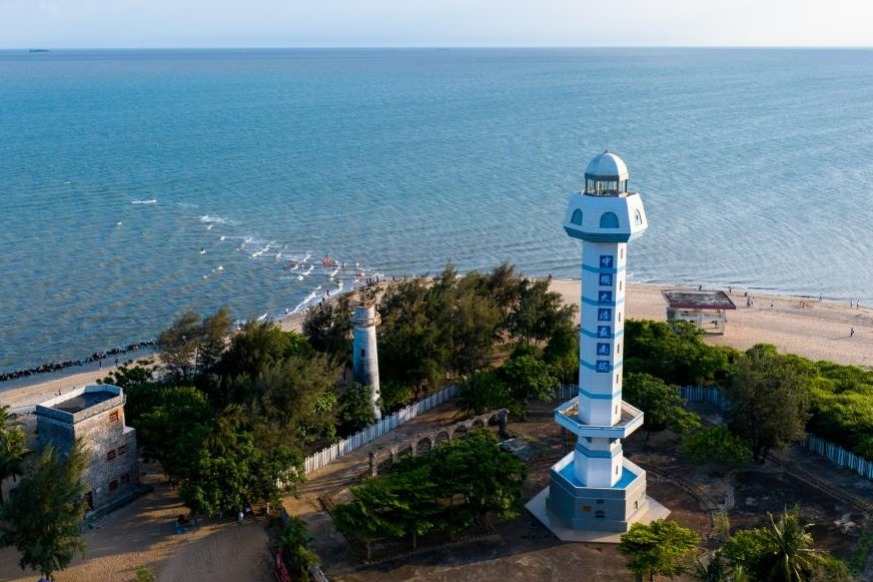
[2,48,873,373]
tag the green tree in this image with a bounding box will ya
[248,355,340,450]
[99,359,156,391]
[0,441,88,580]
[506,277,576,343]
[0,404,29,505]
[724,345,811,462]
[379,380,413,414]
[624,320,737,386]
[338,383,378,436]
[498,353,559,417]
[378,277,449,393]
[487,262,523,317]
[542,321,579,384]
[437,273,503,375]
[334,430,526,556]
[217,321,294,382]
[680,426,750,471]
[177,406,267,516]
[458,370,510,416]
[723,507,841,581]
[618,518,700,582]
[278,516,318,579]
[156,309,203,381]
[333,476,407,561]
[133,386,213,480]
[197,307,233,376]
[0,425,29,505]
[623,373,700,438]
[429,430,527,525]
[302,294,355,365]
[155,307,231,382]
[247,443,304,511]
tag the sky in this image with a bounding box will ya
[1,0,873,49]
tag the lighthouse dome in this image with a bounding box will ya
[584,150,629,181]
[583,151,629,196]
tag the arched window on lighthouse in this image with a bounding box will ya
[600,212,619,228]
[571,209,583,225]
[634,209,643,226]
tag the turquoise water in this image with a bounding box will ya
[2,48,873,373]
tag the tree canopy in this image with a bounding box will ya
[618,518,699,581]
[624,319,737,387]
[0,441,88,579]
[623,372,700,438]
[333,430,526,558]
[724,345,811,462]
[0,405,28,506]
[722,506,850,582]
[155,308,232,383]
[680,425,750,470]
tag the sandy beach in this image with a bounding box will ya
[1,280,872,581]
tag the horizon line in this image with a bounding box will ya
[5,45,873,51]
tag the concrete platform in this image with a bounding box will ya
[525,488,671,544]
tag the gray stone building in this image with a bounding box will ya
[35,384,139,513]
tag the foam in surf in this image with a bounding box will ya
[200,215,233,225]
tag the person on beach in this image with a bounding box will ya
[851,327,855,337]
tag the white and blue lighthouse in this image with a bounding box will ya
[528,151,667,539]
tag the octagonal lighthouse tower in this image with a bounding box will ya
[529,151,667,540]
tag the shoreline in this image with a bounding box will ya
[2,279,872,412]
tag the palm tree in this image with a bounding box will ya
[0,404,20,431]
[758,506,830,581]
[0,405,29,505]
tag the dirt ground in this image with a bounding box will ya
[308,401,868,582]
[0,470,273,582]
[1,397,869,582]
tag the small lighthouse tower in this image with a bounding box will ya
[528,151,667,540]
[352,305,381,419]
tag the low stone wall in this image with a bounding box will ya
[367,409,506,476]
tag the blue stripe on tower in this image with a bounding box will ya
[581,296,625,307]
[581,328,624,339]
[582,263,626,275]
[574,443,623,458]
[578,386,621,400]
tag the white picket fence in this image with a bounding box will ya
[679,385,873,483]
[679,385,732,410]
[303,384,459,475]
[555,385,577,402]
[803,434,873,481]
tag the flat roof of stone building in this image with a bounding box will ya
[51,390,117,413]
[662,289,737,311]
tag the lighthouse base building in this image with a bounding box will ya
[526,151,669,543]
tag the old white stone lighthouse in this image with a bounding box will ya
[352,304,381,419]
